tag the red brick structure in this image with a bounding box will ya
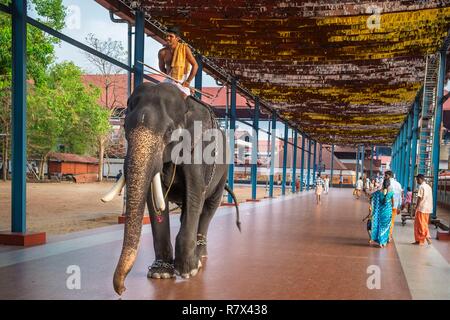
[47,152,99,177]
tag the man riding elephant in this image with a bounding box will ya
[103,82,240,295]
[158,26,198,98]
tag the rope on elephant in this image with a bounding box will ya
[152,162,178,220]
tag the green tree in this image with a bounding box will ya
[27,62,111,179]
[0,0,66,180]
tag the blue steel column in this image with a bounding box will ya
[319,143,323,174]
[313,141,317,184]
[391,141,394,173]
[307,139,311,190]
[291,130,298,193]
[432,50,447,219]
[360,145,364,179]
[402,118,408,188]
[133,10,145,89]
[194,55,202,99]
[398,124,405,183]
[300,134,305,192]
[330,144,334,188]
[404,113,412,189]
[281,124,288,195]
[269,113,277,197]
[11,0,27,233]
[393,137,397,174]
[250,98,259,200]
[409,99,419,190]
[393,136,398,175]
[356,145,360,182]
[227,79,237,203]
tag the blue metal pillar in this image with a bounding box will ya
[409,99,419,190]
[281,124,288,195]
[391,141,395,173]
[360,145,364,179]
[319,143,323,174]
[269,112,277,197]
[432,50,447,219]
[194,55,202,100]
[393,136,398,175]
[307,138,311,190]
[393,137,397,174]
[330,144,335,188]
[399,124,405,183]
[227,79,237,203]
[291,130,298,193]
[356,145,360,182]
[11,0,27,233]
[250,98,259,200]
[300,134,305,192]
[133,10,145,89]
[313,141,317,184]
[404,113,412,190]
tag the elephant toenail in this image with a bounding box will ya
[190,269,198,277]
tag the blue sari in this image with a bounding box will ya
[371,190,394,246]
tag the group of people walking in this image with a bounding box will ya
[359,171,433,248]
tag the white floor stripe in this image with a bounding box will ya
[393,215,450,300]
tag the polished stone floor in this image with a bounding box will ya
[0,189,448,300]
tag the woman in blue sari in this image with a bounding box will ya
[369,178,394,248]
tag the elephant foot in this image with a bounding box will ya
[147,260,175,279]
[175,257,202,279]
[196,234,208,258]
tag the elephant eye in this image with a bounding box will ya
[165,127,174,139]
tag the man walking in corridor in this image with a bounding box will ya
[413,174,433,245]
[385,171,402,242]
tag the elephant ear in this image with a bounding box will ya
[184,97,196,122]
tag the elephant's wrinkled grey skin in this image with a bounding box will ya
[113,83,240,295]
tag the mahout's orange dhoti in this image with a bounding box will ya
[414,211,431,244]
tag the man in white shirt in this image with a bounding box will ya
[324,175,330,194]
[385,171,403,241]
[413,174,433,245]
[355,177,363,199]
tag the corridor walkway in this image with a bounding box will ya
[0,189,448,299]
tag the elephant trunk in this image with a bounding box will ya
[113,126,162,295]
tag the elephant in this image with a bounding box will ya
[107,82,240,295]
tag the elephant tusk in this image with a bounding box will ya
[151,172,166,211]
[101,175,125,203]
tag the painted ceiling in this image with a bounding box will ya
[112,0,450,145]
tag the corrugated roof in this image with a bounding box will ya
[96,0,450,145]
[48,152,99,164]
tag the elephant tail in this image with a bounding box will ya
[224,184,241,232]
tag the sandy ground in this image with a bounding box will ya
[0,181,282,235]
